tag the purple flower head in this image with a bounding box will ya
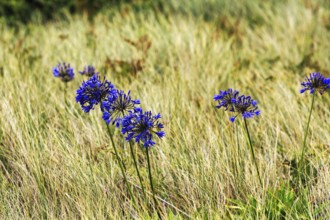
[300,72,330,95]
[230,95,260,122]
[214,88,260,122]
[121,110,165,148]
[76,75,116,113]
[79,65,98,77]
[102,90,141,127]
[53,62,74,82]
[214,88,239,112]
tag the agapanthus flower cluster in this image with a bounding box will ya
[76,74,116,113]
[53,62,74,82]
[300,72,330,95]
[229,95,260,122]
[102,90,141,127]
[75,67,165,147]
[121,110,165,148]
[214,88,239,111]
[214,88,260,122]
[79,65,98,77]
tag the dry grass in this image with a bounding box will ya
[0,0,330,219]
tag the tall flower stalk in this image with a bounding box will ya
[298,93,315,177]
[129,140,146,198]
[102,90,145,197]
[243,118,262,187]
[122,110,165,217]
[298,72,330,181]
[145,146,157,214]
[64,83,68,107]
[76,75,137,205]
[232,95,262,187]
[106,124,136,205]
[214,89,262,187]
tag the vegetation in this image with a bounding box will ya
[0,0,329,218]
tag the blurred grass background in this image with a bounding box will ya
[0,0,330,219]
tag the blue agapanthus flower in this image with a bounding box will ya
[214,88,239,111]
[102,90,141,127]
[121,110,165,148]
[79,65,98,77]
[76,75,116,113]
[53,62,74,82]
[300,72,330,95]
[230,95,260,122]
[214,88,260,122]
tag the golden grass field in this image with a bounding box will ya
[0,0,330,219]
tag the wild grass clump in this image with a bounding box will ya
[0,0,330,219]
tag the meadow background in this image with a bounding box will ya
[0,0,330,219]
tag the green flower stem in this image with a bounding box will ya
[106,124,136,205]
[243,118,263,187]
[235,122,245,197]
[235,123,242,177]
[64,82,68,107]
[120,110,142,191]
[129,141,146,198]
[63,83,69,129]
[145,147,162,219]
[299,93,315,179]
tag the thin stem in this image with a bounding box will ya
[106,124,136,205]
[235,122,241,177]
[298,93,315,181]
[146,147,162,219]
[64,83,68,107]
[129,141,146,198]
[235,122,245,197]
[243,118,263,187]
[63,83,69,129]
